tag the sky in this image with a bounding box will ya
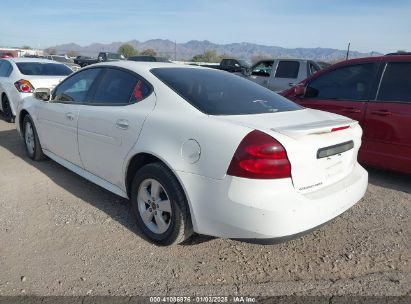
[0,0,410,53]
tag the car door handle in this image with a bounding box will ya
[370,110,392,116]
[342,108,362,114]
[288,82,295,87]
[65,113,75,121]
[115,119,129,130]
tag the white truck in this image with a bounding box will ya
[247,59,323,92]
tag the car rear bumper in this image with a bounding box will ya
[176,164,368,239]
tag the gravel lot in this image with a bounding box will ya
[0,118,410,297]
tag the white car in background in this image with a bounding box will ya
[16,62,368,245]
[0,58,72,122]
[46,55,81,72]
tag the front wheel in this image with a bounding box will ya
[130,162,193,245]
[23,115,46,161]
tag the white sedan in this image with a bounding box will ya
[0,58,72,122]
[16,62,368,245]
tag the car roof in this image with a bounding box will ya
[337,54,411,65]
[3,58,59,64]
[90,60,203,72]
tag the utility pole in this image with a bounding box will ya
[174,40,177,61]
[346,42,351,60]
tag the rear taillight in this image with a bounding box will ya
[14,79,34,93]
[331,126,350,132]
[227,130,291,179]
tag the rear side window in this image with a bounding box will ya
[92,68,151,104]
[16,62,72,76]
[151,67,301,115]
[377,62,411,103]
[54,68,101,103]
[0,60,12,77]
[306,63,379,101]
[275,61,300,78]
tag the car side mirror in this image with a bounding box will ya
[294,84,306,97]
[33,88,51,102]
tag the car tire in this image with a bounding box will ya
[23,115,46,161]
[130,162,193,246]
[2,95,15,123]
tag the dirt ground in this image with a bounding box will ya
[0,118,410,297]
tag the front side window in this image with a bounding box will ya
[305,63,379,101]
[151,67,301,115]
[92,68,151,104]
[377,62,411,103]
[275,61,300,78]
[16,62,72,76]
[251,61,274,77]
[308,62,321,76]
[53,68,101,103]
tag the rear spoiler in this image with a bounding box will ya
[272,119,358,139]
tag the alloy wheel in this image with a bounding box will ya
[25,121,35,155]
[137,178,172,234]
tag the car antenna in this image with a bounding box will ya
[346,42,351,60]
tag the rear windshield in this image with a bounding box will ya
[151,68,301,115]
[16,62,73,76]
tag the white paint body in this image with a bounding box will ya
[16,61,368,239]
[0,58,68,115]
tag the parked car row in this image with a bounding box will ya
[201,58,251,75]
[74,52,125,67]
[1,52,409,247]
[15,61,368,246]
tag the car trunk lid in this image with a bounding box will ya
[215,109,362,193]
[25,76,66,91]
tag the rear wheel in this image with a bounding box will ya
[2,95,15,123]
[23,115,46,161]
[130,162,193,245]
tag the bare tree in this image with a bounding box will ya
[44,47,57,55]
[66,50,79,57]
[141,49,157,57]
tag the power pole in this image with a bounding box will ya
[174,40,177,61]
[346,42,351,60]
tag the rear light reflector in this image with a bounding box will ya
[331,126,349,132]
[14,79,35,93]
[227,130,291,179]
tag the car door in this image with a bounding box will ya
[249,60,274,87]
[77,67,155,188]
[268,60,302,92]
[36,68,102,166]
[294,62,381,125]
[361,61,411,172]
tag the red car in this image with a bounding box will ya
[0,52,15,58]
[281,54,411,174]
